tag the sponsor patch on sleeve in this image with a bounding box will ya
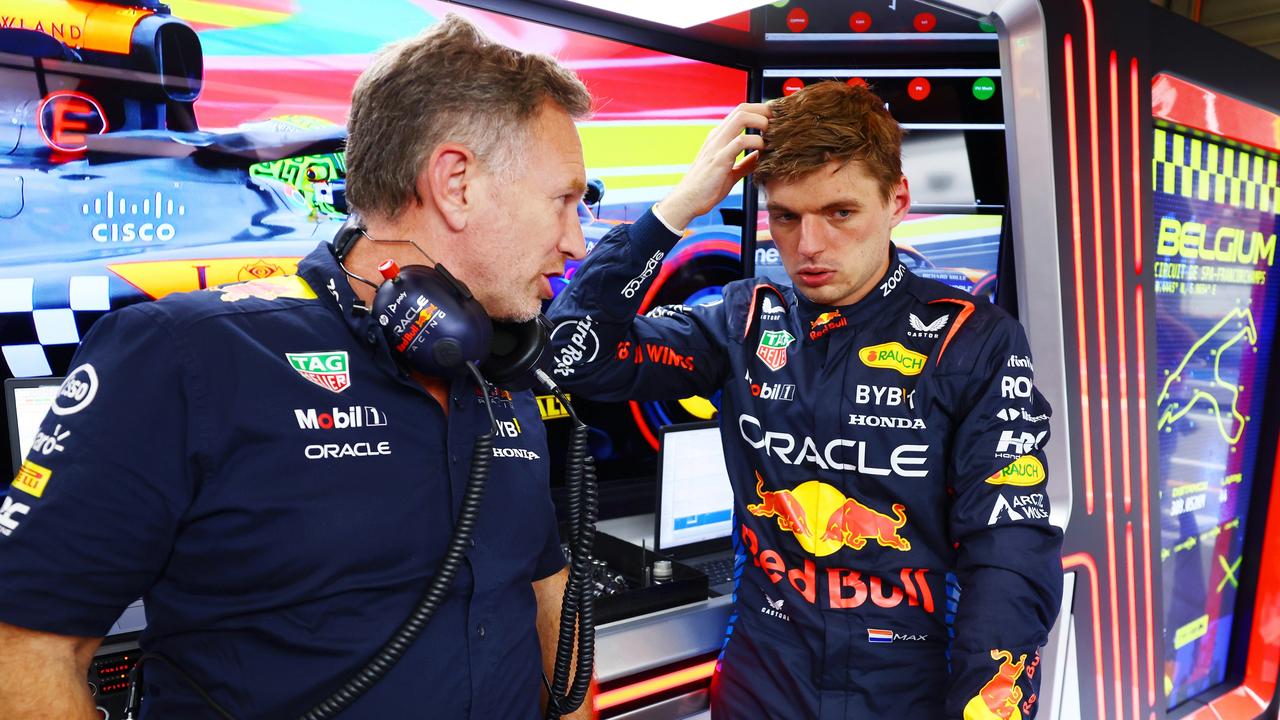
[985,455,1046,486]
[12,460,52,498]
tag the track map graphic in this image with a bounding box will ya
[1156,306,1256,445]
[1153,127,1280,709]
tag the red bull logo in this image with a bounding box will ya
[396,303,441,352]
[739,523,934,612]
[964,650,1027,720]
[809,310,849,340]
[823,499,910,551]
[811,311,841,328]
[747,472,814,539]
[746,472,910,557]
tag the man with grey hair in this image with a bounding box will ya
[0,15,593,719]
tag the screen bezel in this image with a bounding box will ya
[5,376,63,476]
[651,419,734,558]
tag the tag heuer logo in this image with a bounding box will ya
[756,330,795,371]
[286,351,351,393]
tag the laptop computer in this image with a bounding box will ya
[4,376,148,639]
[653,421,738,596]
[5,376,65,475]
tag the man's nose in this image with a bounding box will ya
[560,213,587,260]
[796,215,826,258]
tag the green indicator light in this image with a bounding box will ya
[979,19,997,32]
[772,0,789,7]
[972,77,996,101]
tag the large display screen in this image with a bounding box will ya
[1153,126,1280,708]
[0,0,748,487]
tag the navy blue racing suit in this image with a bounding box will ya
[546,211,1063,719]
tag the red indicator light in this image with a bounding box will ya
[914,12,936,32]
[907,78,931,101]
[846,77,867,88]
[37,90,108,156]
[782,77,805,96]
[849,11,872,32]
[786,7,808,32]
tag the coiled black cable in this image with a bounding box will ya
[543,381,597,719]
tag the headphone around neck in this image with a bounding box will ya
[334,215,551,389]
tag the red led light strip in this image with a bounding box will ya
[1109,51,1133,518]
[1130,58,1144,277]
[1132,54,1156,707]
[1125,522,1140,720]
[595,659,718,711]
[1064,552,1108,720]
[1063,34,1095,518]
[1079,3,1124,714]
[1109,50,1142,720]
[1071,3,1127,713]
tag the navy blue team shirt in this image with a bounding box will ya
[0,243,565,718]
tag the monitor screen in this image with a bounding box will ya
[656,423,735,551]
[5,378,63,475]
[1152,125,1280,709]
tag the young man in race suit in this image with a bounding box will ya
[0,17,595,719]
[546,81,1063,718]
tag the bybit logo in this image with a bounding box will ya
[82,191,186,243]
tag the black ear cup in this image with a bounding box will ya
[371,261,550,387]
[481,316,552,390]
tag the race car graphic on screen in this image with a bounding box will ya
[0,0,752,480]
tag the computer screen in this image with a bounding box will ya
[1151,124,1280,709]
[655,422,735,551]
[5,377,63,476]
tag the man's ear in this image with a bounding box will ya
[420,143,477,233]
[888,176,911,227]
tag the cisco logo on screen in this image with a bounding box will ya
[81,191,186,243]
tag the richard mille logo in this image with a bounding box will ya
[82,191,186,243]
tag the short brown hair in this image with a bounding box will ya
[345,15,592,219]
[754,81,903,200]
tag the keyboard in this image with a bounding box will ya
[690,556,736,585]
